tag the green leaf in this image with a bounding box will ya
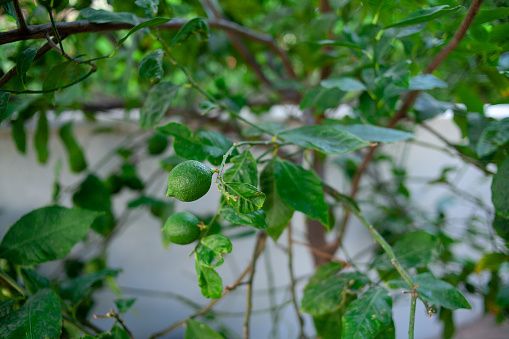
[42,60,71,105]
[342,288,393,339]
[241,122,286,138]
[59,122,87,173]
[80,8,138,25]
[389,273,471,310]
[385,5,461,29]
[0,91,10,123]
[157,122,207,160]
[408,74,447,90]
[96,325,130,339]
[301,271,369,316]
[195,261,223,299]
[0,206,102,266]
[0,289,62,339]
[493,214,509,244]
[0,299,14,318]
[138,49,164,84]
[73,174,115,236]
[185,318,224,338]
[198,100,218,115]
[475,253,509,273]
[414,93,456,121]
[115,298,136,314]
[372,231,439,270]
[300,87,344,110]
[11,118,26,154]
[259,159,293,241]
[221,206,267,229]
[171,17,209,46]
[321,77,366,91]
[492,158,509,218]
[332,124,413,143]
[307,261,345,287]
[34,112,49,163]
[274,158,329,227]
[140,82,180,129]
[497,284,509,308]
[223,182,265,214]
[117,17,171,47]
[195,130,234,166]
[473,8,509,25]
[223,150,258,186]
[314,39,364,51]
[60,269,120,304]
[477,117,509,157]
[196,234,232,268]
[313,310,343,339]
[19,268,50,294]
[135,0,158,14]
[279,125,369,154]
[456,83,484,114]
[16,48,37,87]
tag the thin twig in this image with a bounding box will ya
[148,233,267,339]
[291,239,349,266]
[12,0,28,33]
[408,291,417,339]
[0,268,26,297]
[93,308,134,339]
[287,224,307,339]
[243,232,265,339]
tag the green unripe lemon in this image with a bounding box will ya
[166,160,213,202]
[163,212,201,245]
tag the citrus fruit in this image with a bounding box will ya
[163,212,201,245]
[166,160,213,202]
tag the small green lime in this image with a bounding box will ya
[166,160,213,202]
[163,212,201,245]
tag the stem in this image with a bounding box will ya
[12,0,28,33]
[0,268,27,297]
[62,314,95,336]
[46,7,65,55]
[148,233,267,339]
[243,232,265,339]
[408,292,417,339]
[287,224,307,339]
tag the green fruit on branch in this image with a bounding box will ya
[166,160,213,202]
[163,212,201,245]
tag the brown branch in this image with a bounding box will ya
[332,0,486,252]
[148,233,267,339]
[0,35,67,89]
[243,231,265,339]
[13,0,28,33]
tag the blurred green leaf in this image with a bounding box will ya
[321,77,366,91]
[0,91,10,123]
[171,17,209,46]
[11,118,26,154]
[138,49,164,84]
[60,269,120,304]
[185,318,224,338]
[34,112,49,163]
[80,8,138,25]
[195,130,233,166]
[492,158,509,218]
[16,48,37,87]
[477,117,509,157]
[279,125,369,154]
[140,82,180,129]
[332,124,413,143]
[301,271,369,316]
[408,74,447,90]
[59,122,87,173]
[115,298,136,314]
[385,5,461,29]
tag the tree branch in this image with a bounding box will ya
[243,231,265,339]
[12,0,28,33]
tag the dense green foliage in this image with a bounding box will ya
[0,0,508,338]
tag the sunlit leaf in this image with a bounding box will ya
[223,182,265,214]
[196,234,232,268]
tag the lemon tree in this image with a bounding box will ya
[166,160,213,202]
[163,211,201,245]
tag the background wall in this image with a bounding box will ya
[1,106,507,338]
